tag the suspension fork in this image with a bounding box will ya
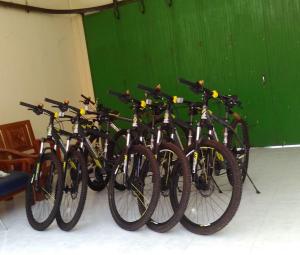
[208,125,219,141]
[62,137,71,172]
[187,109,194,147]
[154,126,162,156]
[223,111,229,146]
[150,117,155,151]
[192,123,202,176]
[187,126,193,147]
[191,105,209,179]
[103,121,110,160]
[122,129,131,174]
[32,139,45,186]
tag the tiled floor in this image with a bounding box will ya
[1,148,300,255]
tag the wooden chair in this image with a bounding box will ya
[0,120,39,174]
[0,120,38,204]
[0,120,40,155]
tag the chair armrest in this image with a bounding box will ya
[0,157,34,173]
[0,148,38,159]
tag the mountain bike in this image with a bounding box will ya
[133,84,243,235]
[178,78,260,193]
[20,102,64,231]
[43,98,90,231]
[110,88,191,233]
[106,90,161,231]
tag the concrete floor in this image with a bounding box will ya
[1,148,300,255]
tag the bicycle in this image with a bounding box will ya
[20,101,64,231]
[178,78,260,193]
[133,84,243,235]
[111,87,191,233]
[106,90,161,231]
[43,98,90,231]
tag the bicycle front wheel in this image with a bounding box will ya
[56,149,88,231]
[108,144,160,231]
[25,151,63,231]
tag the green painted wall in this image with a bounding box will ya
[83,0,300,147]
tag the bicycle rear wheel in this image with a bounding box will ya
[25,151,63,231]
[56,149,88,231]
[171,139,242,235]
[108,144,160,231]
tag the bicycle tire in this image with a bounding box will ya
[25,152,63,231]
[171,139,242,235]
[108,144,160,231]
[56,149,88,231]
[146,141,191,233]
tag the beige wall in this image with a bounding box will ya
[0,7,93,138]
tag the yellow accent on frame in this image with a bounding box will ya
[212,90,219,98]
[140,100,146,109]
[216,152,224,161]
[80,108,86,115]
[94,159,102,168]
[193,151,198,160]
[173,96,178,104]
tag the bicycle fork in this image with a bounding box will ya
[192,124,202,175]
[32,139,46,186]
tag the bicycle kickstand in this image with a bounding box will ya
[246,173,261,194]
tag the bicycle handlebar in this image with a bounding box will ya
[20,101,54,116]
[20,101,40,110]
[45,97,84,115]
[137,84,161,98]
[179,78,242,109]
[137,84,184,104]
[108,90,129,103]
[179,78,215,96]
[81,94,95,105]
[44,97,70,112]
[179,78,203,87]
[108,89,142,106]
